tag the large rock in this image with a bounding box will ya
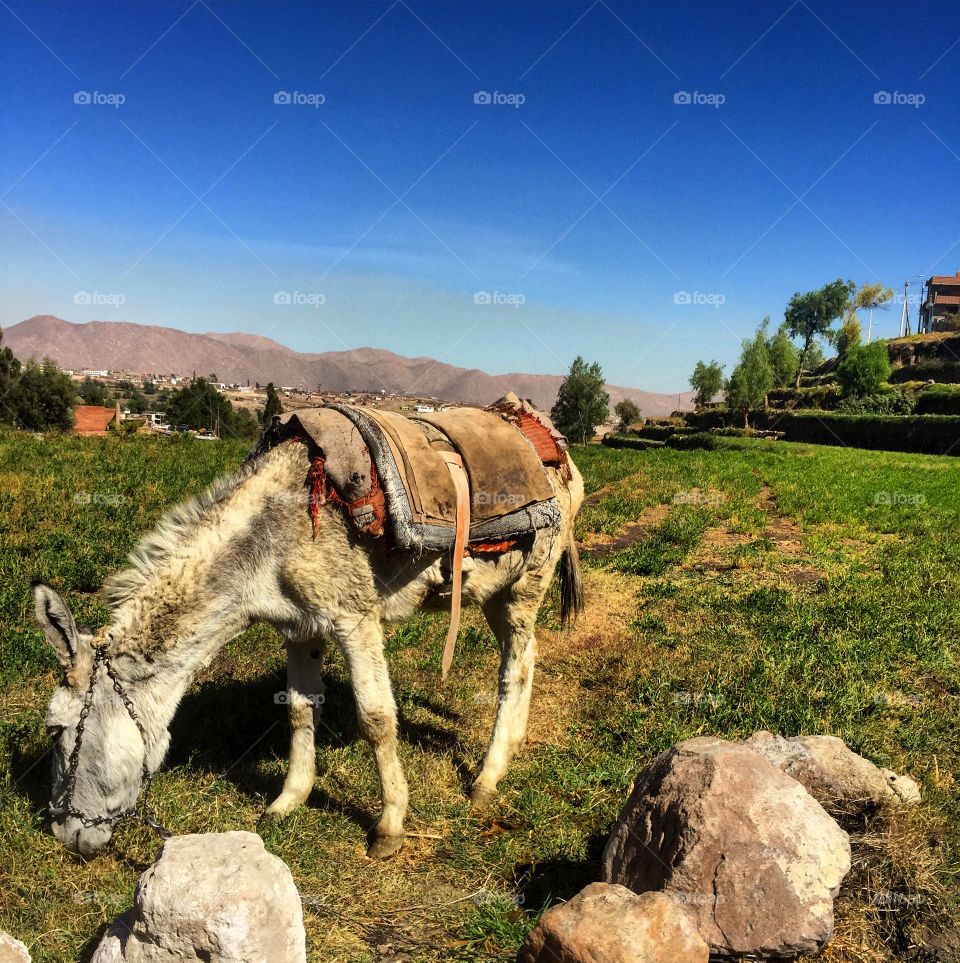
[518,884,708,963]
[744,731,921,809]
[602,737,851,957]
[0,934,30,963]
[90,832,305,963]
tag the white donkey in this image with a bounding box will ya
[33,439,583,857]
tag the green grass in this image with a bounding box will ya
[2,431,959,961]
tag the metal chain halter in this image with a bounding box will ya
[49,645,170,838]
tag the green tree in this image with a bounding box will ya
[0,328,22,424]
[551,356,609,444]
[784,279,855,385]
[164,378,259,439]
[613,398,640,430]
[836,341,891,397]
[689,360,724,407]
[726,327,773,427]
[7,359,77,430]
[78,377,109,406]
[260,382,284,426]
[767,322,800,388]
[852,283,894,342]
[836,316,862,360]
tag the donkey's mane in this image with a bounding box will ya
[102,459,258,609]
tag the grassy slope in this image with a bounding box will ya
[1,432,958,961]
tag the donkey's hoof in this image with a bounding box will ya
[367,833,405,859]
[469,784,497,811]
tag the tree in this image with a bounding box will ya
[164,378,260,439]
[800,340,825,374]
[689,360,724,407]
[852,283,894,342]
[78,377,109,406]
[836,316,862,360]
[7,359,76,430]
[767,322,799,388]
[260,382,283,426]
[0,328,22,424]
[725,327,773,427]
[836,341,891,397]
[551,357,609,444]
[614,398,640,430]
[784,279,855,385]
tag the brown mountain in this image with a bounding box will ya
[4,316,692,415]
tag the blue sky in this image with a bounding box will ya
[1,0,958,392]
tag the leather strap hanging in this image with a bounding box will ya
[438,451,469,679]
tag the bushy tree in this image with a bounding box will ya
[767,322,799,388]
[7,359,77,430]
[689,360,724,407]
[836,316,862,359]
[836,341,891,398]
[0,328,22,424]
[78,377,110,406]
[165,378,260,439]
[614,398,640,430]
[785,279,855,385]
[260,382,283,426]
[726,327,773,427]
[551,356,609,444]
[852,282,894,341]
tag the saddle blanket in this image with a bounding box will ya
[251,397,566,555]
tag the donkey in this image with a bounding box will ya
[33,437,584,857]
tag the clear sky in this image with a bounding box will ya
[1,0,958,392]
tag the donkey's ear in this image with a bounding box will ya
[31,580,87,671]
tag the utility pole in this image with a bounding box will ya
[899,280,911,337]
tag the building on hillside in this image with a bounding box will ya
[74,402,120,436]
[920,272,960,332]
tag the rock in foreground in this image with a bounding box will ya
[0,933,31,963]
[90,831,305,963]
[744,731,921,810]
[518,884,708,963]
[602,737,851,957]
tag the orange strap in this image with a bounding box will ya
[439,452,469,679]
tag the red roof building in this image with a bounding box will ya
[920,272,960,332]
[74,404,119,436]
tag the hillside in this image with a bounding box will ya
[4,316,693,415]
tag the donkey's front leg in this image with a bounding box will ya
[336,615,409,859]
[265,637,326,819]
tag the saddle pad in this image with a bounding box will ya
[253,404,562,555]
[412,407,556,521]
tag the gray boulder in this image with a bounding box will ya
[602,737,851,957]
[90,831,306,963]
[744,730,921,809]
[0,934,31,963]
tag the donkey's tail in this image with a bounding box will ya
[559,528,585,626]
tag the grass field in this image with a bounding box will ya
[1,431,959,962]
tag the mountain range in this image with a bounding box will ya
[4,316,692,415]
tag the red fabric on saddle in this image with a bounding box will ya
[307,454,386,539]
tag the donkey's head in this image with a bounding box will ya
[32,581,156,855]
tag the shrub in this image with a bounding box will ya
[602,434,664,450]
[665,432,719,450]
[836,389,916,415]
[767,412,960,455]
[917,385,960,416]
[837,341,892,397]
